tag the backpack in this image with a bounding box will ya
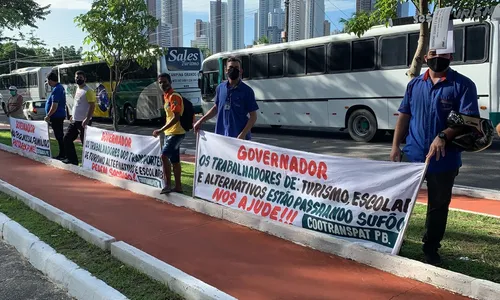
[172,92,194,132]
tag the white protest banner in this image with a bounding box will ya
[9,117,51,158]
[193,131,427,254]
[429,7,453,50]
[82,126,164,188]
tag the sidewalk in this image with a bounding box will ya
[0,150,473,299]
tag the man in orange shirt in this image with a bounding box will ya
[153,73,185,195]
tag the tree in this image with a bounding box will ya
[341,1,498,80]
[200,47,212,59]
[253,36,270,45]
[74,0,164,131]
[0,0,50,41]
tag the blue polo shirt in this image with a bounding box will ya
[214,80,259,140]
[45,83,67,118]
[399,68,479,173]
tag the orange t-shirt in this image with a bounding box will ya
[163,89,185,135]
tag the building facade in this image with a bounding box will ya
[305,0,325,39]
[209,0,227,53]
[228,0,245,51]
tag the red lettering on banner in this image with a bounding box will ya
[101,132,132,148]
[91,163,108,174]
[12,140,35,153]
[234,195,295,224]
[15,120,35,133]
[109,168,136,181]
[211,188,236,205]
[237,145,328,179]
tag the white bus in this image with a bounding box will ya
[52,47,203,124]
[0,67,53,113]
[200,18,499,142]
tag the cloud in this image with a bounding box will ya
[36,0,92,10]
[183,0,355,14]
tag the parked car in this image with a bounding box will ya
[23,100,47,120]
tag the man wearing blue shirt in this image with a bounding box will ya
[44,72,67,160]
[194,56,259,140]
[390,48,479,266]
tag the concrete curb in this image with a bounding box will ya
[2,142,500,299]
[0,213,128,300]
[0,164,238,300]
[0,179,116,251]
[111,241,237,300]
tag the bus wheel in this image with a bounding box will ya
[124,106,136,125]
[347,109,378,142]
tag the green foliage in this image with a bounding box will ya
[74,0,164,131]
[342,0,498,39]
[253,36,270,45]
[0,0,50,31]
[200,47,212,59]
[74,0,163,76]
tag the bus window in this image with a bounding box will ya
[306,45,326,74]
[250,53,268,79]
[465,25,488,62]
[268,51,284,77]
[381,35,407,68]
[449,28,464,63]
[287,48,306,76]
[408,33,419,66]
[328,42,350,72]
[352,39,375,70]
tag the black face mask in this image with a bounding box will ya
[76,79,85,85]
[427,57,450,73]
[227,67,240,80]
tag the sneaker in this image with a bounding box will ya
[160,187,172,195]
[424,252,442,266]
[61,159,78,166]
[53,155,66,161]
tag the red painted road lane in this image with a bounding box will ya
[0,150,470,300]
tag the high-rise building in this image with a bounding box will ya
[254,13,259,42]
[305,0,325,39]
[323,20,331,36]
[228,0,245,51]
[191,35,209,49]
[161,0,183,47]
[396,1,410,17]
[195,19,209,38]
[209,1,227,54]
[258,0,281,39]
[289,0,306,41]
[356,0,375,13]
[268,8,285,43]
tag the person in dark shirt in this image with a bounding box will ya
[390,48,479,266]
[193,56,259,140]
[44,72,67,160]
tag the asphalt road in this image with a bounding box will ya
[0,241,73,300]
[1,113,499,190]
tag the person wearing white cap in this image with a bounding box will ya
[6,86,25,119]
[390,37,480,266]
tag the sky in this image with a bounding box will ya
[6,0,364,51]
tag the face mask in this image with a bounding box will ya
[9,91,16,96]
[76,79,85,85]
[227,67,240,80]
[427,57,450,73]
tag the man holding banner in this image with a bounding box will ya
[390,42,480,265]
[153,73,185,195]
[193,56,259,140]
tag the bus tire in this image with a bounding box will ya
[347,109,379,142]
[124,105,136,125]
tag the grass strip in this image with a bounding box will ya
[1,129,499,283]
[0,193,184,300]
